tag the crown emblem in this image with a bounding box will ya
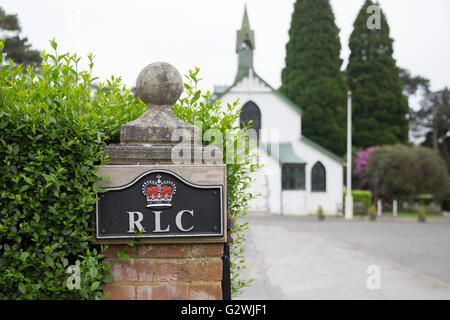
[141,175,177,208]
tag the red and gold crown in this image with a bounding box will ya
[141,175,176,208]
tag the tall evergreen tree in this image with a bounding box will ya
[280,0,347,156]
[346,0,409,148]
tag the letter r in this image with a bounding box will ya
[126,211,145,233]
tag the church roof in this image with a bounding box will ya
[216,68,303,116]
[263,142,306,165]
[300,136,345,164]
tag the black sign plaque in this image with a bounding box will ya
[95,169,224,241]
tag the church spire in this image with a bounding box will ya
[236,6,255,73]
[240,5,251,34]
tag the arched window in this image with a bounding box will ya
[240,101,261,143]
[311,162,326,192]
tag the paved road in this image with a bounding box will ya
[236,214,450,300]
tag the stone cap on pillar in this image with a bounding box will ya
[104,62,223,165]
[120,62,195,145]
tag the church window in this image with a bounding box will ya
[311,162,326,192]
[240,101,261,137]
[240,101,261,159]
[282,165,305,190]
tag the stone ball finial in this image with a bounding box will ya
[136,62,183,106]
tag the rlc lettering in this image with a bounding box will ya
[126,210,195,233]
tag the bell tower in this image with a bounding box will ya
[236,6,255,72]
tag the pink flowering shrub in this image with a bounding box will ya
[353,147,378,189]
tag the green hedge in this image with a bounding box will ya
[414,194,434,206]
[353,190,372,208]
[0,40,145,299]
[344,189,372,209]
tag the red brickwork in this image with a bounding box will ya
[103,244,223,300]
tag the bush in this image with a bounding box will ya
[352,190,372,209]
[414,194,434,206]
[0,40,145,299]
[344,189,372,211]
[353,147,378,189]
[367,144,449,202]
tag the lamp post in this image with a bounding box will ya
[345,91,353,220]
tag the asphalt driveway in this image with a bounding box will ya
[237,214,450,300]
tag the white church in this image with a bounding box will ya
[214,8,344,216]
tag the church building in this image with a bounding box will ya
[214,8,344,216]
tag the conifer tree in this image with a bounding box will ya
[346,0,409,148]
[280,0,347,156]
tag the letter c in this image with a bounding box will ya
[175,210,194,232]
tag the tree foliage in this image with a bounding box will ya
[0,40,146,299]
[346,0,409,149]
[367,144,449,202]
[0,6,41,67]
[411,88,450,170]
[399,68,430,97]
[280,0,347,156]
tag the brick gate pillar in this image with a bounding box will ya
[96,62,227,300]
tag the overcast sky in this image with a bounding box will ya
[2,0,450,95]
